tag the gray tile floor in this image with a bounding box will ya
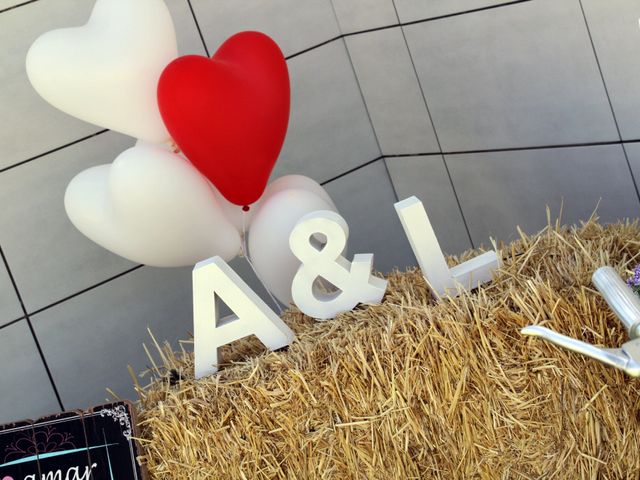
[0,259,22,325]
[403,0,618,151]
[394,0,509,22]
[2,0,640,423]
[581,0,640,140]
[446,145,640,245]
[345,28,439,155]
[0,320,60,424]
[332,0,397,34]
[0,132,136,313]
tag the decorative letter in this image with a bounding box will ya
[290,210,387,320]
[394,196,499,299]
[193,256,295,379]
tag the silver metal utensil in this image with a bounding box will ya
[521,266,640,377]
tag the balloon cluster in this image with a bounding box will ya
[25,0,337,305]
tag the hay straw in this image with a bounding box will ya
[135,218,640,479]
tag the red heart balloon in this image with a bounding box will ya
[157,31,290,206]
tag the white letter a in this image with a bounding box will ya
[193,256,295,379]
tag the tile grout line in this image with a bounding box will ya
[0,249,28,318]
[0,0,38,14]
[0,0,533,22]
[0,129,109,174]
[387,138,640,157]
[381,159,400,203]
[327,0,396,201]
[321,156,383,186]
[24,317,65,409]
[286,35,343,60]
[0,244,65,411]
[286,1,534,60]
[28,264,145,317]
[577,0,640,209]
[4,135,639,176]
[186,0,210,57]
[0,316,26,331]
[399,0,533,27]
[390,0,475,250]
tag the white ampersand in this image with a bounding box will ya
[289,210,388,320]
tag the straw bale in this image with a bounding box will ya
[135,217,640,479]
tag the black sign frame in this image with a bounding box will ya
[0,401,146,480]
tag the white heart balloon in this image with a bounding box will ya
[65,143,242,267]
[26,0,177,143]
[248,183,337,306]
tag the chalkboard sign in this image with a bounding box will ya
[0,401,145,480]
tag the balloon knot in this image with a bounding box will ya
[169,139,181,154]
[242,205,250,212]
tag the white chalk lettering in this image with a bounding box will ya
[41,471,61,480]
[21,462,98,480]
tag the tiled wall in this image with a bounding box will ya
[1,0,639,423]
